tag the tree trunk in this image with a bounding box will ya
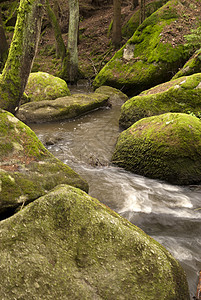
[46,0,66,59]
[67,0,79,83]
[112,0,121,48]
[139,0,145,24]
[131,0,138,10]
[61,0,79,83]
[0,0,45,114]
[0,9,8,71]
[52,0,61,19]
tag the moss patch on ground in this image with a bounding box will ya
[0,184,189,299]
[112,113,201,185]
[119,73,201,129]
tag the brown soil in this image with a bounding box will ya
[159,0,201,47]
[34,1,135,80]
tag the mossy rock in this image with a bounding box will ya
[112,113,201,185]
[16,92,109,123]
[24,71,70,102]
[122,0,169,39]
[172,49,201,80]
[0,109,88,217]
[0,184,189,299]
[119,73,201,129]
[95,85,128,105]
[93,0,201,95]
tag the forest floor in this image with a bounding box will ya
[33,0,200,84]
[33,2,136,82]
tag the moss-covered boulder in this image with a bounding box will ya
[119,73,201,129]
[122,0,169,39]
[93,0,201,95]
[0,109,88,218]
[0,184,189,299]
[112,113,201,185]
[24,72,70,102]
[16,92,109,123]
[172,49,201,80]
[95,85,128,105]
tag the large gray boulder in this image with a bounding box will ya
[17,92,109,123]
[119,73,201,129]
[112,113,201,185]
[93,0,201,95]
[0,184,189,299]
[0,109,88,218]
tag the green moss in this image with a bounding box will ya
[0,171,22,207]
[0,142,14,157]
[25,72,70,102]
[172,49,201,79]
[28,159,88,192]
[113,113,201,185]
[107,20,113,38]
[0,184,189,299]
[93,0,196,95]
[0,109,88,216]
[2,1,30,97]
[0,108,53,162]
[120,73,201,128]
[16,93,109,123]
[31,62,41,72]
[0,158,88,216]
[3,0,18,27]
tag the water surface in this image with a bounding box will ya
[31,101,201,298]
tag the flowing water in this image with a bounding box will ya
[30,92,201,298]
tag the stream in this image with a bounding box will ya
[30,88,201,298]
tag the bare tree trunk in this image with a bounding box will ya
[139,0,145,24]
[67,0,79,83]
[0,9,8,71]
[46,0,66,59]
[112,0,121,48]
[60,0,79,83]
[0,0,45,114]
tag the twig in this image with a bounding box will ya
[88,57,98,76]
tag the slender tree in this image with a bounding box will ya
[139,0,145,24]
[0,0,45,114]
[0,9,8,71]
[52,0,61,19]
[46,0,66,59]
[112,0,121,48]
[60,0,79,83]
[67,0,79,82]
